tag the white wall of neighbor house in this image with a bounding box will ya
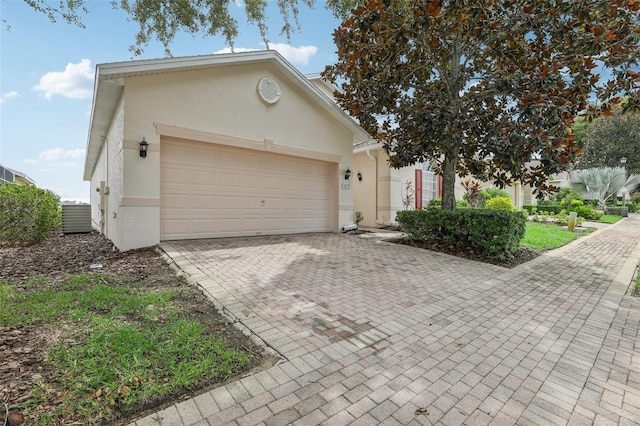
[106,63,355,250]
[390,165,419,223]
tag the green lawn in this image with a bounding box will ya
[599,214,623,224]
[1,274,252,425]
[521,222,595,250]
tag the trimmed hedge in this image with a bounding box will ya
[396,208,526,260]
[522,204,564,214]
[0,183,61,242]
[606,206,629,217]
[427,197,471,209]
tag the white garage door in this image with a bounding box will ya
[160,138,336,240]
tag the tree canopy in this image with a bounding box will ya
[323,0,640,210]
[579,112,640,175]
[20,0,359,56]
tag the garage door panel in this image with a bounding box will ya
[163,167,189,184]
[162,219,189,236]
[192,169,217,184]
[163,194,190,209]
[161,139,335,240]
[191,194,217,209]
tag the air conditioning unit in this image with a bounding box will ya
[62,204,92,234]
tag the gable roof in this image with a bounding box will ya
[83,50,370,180]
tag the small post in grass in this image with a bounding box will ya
[567,211,578,232]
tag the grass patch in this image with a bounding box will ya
[0,273,252,425]
[521,222,594,250]
[599,214,623,224]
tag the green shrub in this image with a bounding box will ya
[522,205,537,214]
[606,206,629,217]
[354,211,364,226]
[0,184,61,242]
[627,202,638,213]
[396,208,526,260]
[485,196,513,211]
[553,187,584,208]
[426,198,471,209]
[534,204,563,214]
[570,205,604,220]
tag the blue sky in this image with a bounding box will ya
[0,1,341,202]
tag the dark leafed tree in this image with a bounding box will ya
[579,112,640,175]
[19,0,359,56]
[323,0,640,210]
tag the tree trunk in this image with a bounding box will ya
[441,149,458,211]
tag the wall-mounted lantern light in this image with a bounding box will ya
[357,172,362,181]
[139,137,149,158]
[344,168,352,180]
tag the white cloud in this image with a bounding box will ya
[25,148,85,170]
[0,91,20,104]
[268,43,318,66]
[214,43,318,67]
[33,59,94,100]
[38,148,85,162]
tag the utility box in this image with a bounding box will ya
[62,204,92,234]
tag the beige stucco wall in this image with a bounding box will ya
[308,78,337,102]
[353,149,426,226]
[90,96,128,248]
[89,145,105,230]
[99,63,356,250]
[353,152,377,227]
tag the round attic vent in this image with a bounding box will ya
[257,77,281,104]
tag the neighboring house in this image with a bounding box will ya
[352,141,459,226]
[0,164,35,185]
[83,51,369,251]
[351,141,534,225]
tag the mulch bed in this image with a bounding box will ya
[389,235,541,268]
[0,231,274,425]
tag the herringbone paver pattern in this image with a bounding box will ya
[134,214,640,425]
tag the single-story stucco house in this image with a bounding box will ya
[83,51,370,251]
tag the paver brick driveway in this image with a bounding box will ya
[136,215,640,425]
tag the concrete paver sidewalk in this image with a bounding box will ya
[134,215,640,425]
